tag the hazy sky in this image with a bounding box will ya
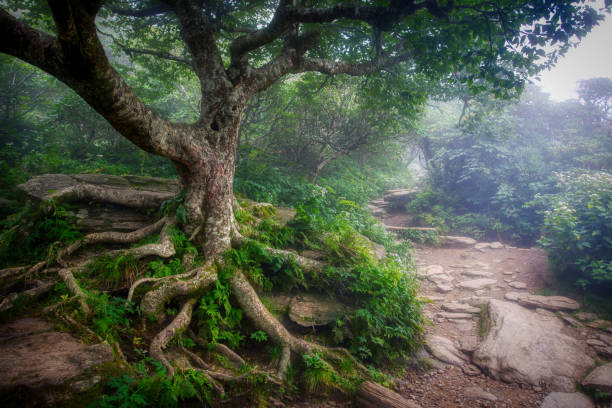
[535,6,612,101]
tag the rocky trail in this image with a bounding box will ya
[370,189,612,408]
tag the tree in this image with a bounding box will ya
[0,0,607,384]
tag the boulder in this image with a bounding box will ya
[461,270,494,278]
[437,312,473,320]
[490,242,504,249]
[425,335,468,366]
[383,188,420,208]
[436,283,454,293]
[0,319,113,405]
[463,386,497,402]
[473,300,594,391]
[427,273,453,285]
[288,294,346,327]
[508,281,527,289]
[581,363,612,394]
[540,392,594,408]
[456,278,497,291]
[439,236,477,247]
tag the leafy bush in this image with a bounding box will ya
[537,171,612,291]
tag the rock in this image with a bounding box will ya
[436,283,454,293]
[474,243,490,251]
[462,364,481,376]
[0,319,113,404]
[581,363,612,394]
[424,265,445,276]
[439,236,477,247]
[540,392,594,408]
[288,294,346,327]
[504,291,522,301]
[441,302,480,314]
[503,270,515,275]
[575,312,597,321]
[456,278,497,291]
[358,234,387,261]
[586,339,606,347]
[461,270,494,278]
[600,333,612,346]
[461,296,490,307]
[464,386,498,402]
[585,320,612,332]
[274,207,297,226]
[490,242,504,249]
[458,336,479,354]
[438,312,473,320]
[508,281,527,289]
[516,294,580,312]
[594,346,612,358]
[428,274,453,285]
[382,188,420,208]
[473,300,594,391]
[425,335,468,366]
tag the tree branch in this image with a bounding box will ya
[105,2,172,18]
[294,54,411,76]
[0,6,189,162]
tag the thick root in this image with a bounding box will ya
[0,279,56,311]
[57,217,167,266]
[150,298,197,378]
[229,270,367,378]
[188,329,246,369]
[48,183,173,209]
[140,265,216,320]
[58,267,90,315]
[126,270,196,303]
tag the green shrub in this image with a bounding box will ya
[538,171,612,291]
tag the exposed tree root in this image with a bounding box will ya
[48,183,174,209]
[57,217,167,266]
[0,279,56,312]
[107,219,176,261]
[58,267,90,315]
[188,330,246,369]
[229,270,368,378]
[0,266,26,280]
[141,265,217,320]
[126,270,195,303]
[150,298,197,378]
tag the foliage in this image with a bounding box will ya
[537,171,612,292]
[90,294,137,341]
[91,356,212,408]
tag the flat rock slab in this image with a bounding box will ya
[456,278,497,290]
[441,302,480,314]
[461,270,494,278]
[508,281,527,289]
[473,300,594,392]
[427,274,453,285]
[18,173,178,203]
[439,236,477,246]
[513,293,580,311]
[581,362,612,394]
[0,319,113,393]
[425,335,468,366]
[288,294,346,327]
[464,386,497,402]
[436,283,454,293]
[438,312,473,320]
[424,265,444,276]
[540,392,594,408]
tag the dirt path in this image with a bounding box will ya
[374,196,609,408]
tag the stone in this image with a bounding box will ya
[464,386,498,402]
[474,243,490,250]
[490,242,504,249]
[581,363,612,394]
[557,313,582,327]
[436,283,454,293]
[600,333,612,346]
[540,392,594,408]
[0,319,113,402]
[438,312,473,320]
[585,320,612,332]
[503,270,515,275]
[517,294,580,311]
[441,302,480,314]
[461,270,494,278]
[462,364,481,376]
[382,188,420,207]
[288,294,346,327]
[424,265,445,276]
[575,312,597,321]
[504,291,522,301]
[458,336,479,354]
[440,236,477,246]
[594,346,612,358]
[274,207,297,226]
[456,278,497,291]
[425,335,468,366]
[428,273,453,285]
[461,296,490,307]
[508,281,527,289]
[473,300,594,392]
[586,339,606,347]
